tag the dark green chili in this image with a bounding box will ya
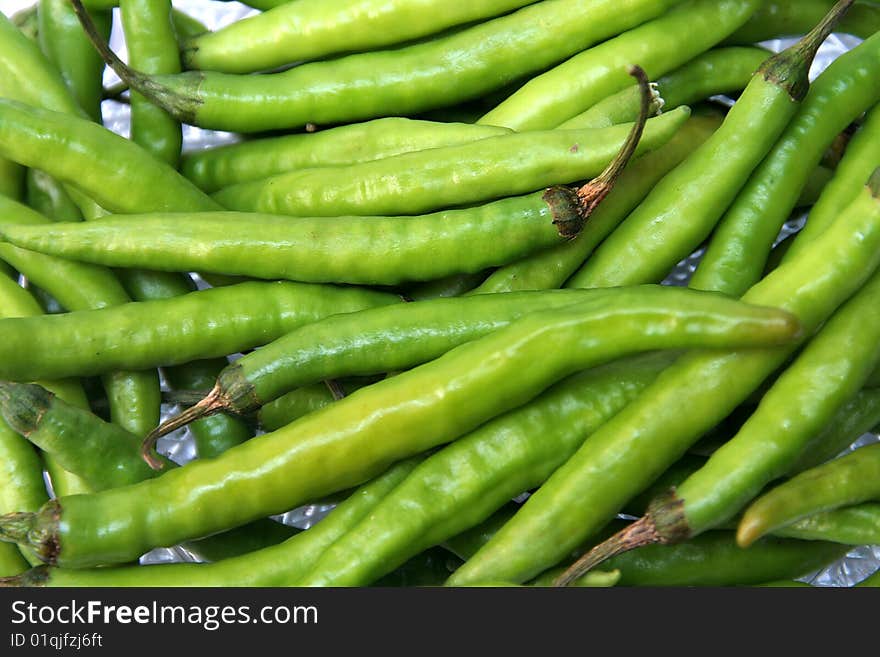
[0,286,801,567]
[724,0,880,45]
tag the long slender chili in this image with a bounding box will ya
[553,173,880,587]
[446,167,880,587]
[564,0,852,289]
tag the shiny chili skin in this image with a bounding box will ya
[558,47,769,130]
[295,354,672,586]
[724,0,880,45]
[157,289,628,435]
[210,110,688,217]
[447,169,880,586]
[0,382,168,491]
[477,0,759,131]
[0,193,593,285]
[0,195,160,438]
[0,459,421,587]
[791,388,880,473]
[563,8,844,289]
[0,286,801,567]
[784,102,880,263]
[0,157,23,200]
[0,280,397,381]
[120,0,182,167]
[471,113,720,294]
[690,31,880,297]
[37,0,110,122]
[0,99,218,214]
[184,0,538,74]
[738,444,880,546]
[181,118,510,194]
[656,248,880,545]
[75,0,683,132]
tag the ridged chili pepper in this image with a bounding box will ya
[690,30,880,297]
[470,112,720,294]
[149,289,637,441]
[564,2,849,288]
[71,0,683,132]
[557,188,880,585]
[447,166,880,587]
[0,280,397,381]
[181,118,510,194]
[0,286,800,568]
[739,444,880,547]
[0,382,170,491]
[37,0,110,122]
[558,47,769,130]
[0,459,421,587]
[477,0,760,131]
[184,0,538,74]
[0,194,161,438]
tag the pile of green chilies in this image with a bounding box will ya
[0,0,878,589]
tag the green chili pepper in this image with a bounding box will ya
[0,285,801,568]
[447,167,880,587]
[150,289,648,441]
[257,380,375,433]
[24,169,82,223]
[120,0,182,167]
[558,47,770,130]
[0,280,396,382]
[181,118,510,194]
[564,3,849,289]
[0,459,421,587]
[71,0,683,132]
[294,353,672,586]
[210,110,687,217]
[184,0,538,74]
[724,0,880,45]
[777,503,880,546]
[784,102,880,263]
[0,99,217,214]
[477,0,760,131]
[739,444,880,546]
[0,382,170,491]
[0,194,160,439]
[556,193,880,584]
[37,0,110,122]
[471,112,720,294]
[690,31,880,297]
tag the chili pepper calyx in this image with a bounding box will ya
[70,0,200,123]
[0,381,53,438]
[760,0,855,102]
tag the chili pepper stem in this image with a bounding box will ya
[570,64,655,225]
[142,382,231,470]
[553,488,689,586]
[760,0,854,102]
[69,0,199,123]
